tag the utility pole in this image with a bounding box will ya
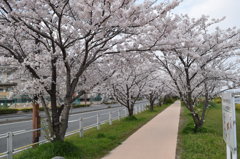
[32,96,41,147]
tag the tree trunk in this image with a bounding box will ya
[158,98,162,107]
[163,95,169,104]
[50,102,71,141]
[199,98,208,128]
[149,100,154,111]
[186,102,203,132]
[40,96,53,138]
[128,107,134,116]
[59,103,71,140]
[50,93,62,141]
[191,113,203,132]
[127,103,134,117]
[199,82,210,130]
[147,93,156,111]
[185,90,204,131]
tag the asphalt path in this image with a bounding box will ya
[0,101,148,155]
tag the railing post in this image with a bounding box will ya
[118,109,121,120]
[7,132,13,159]
[32,101,40,147]
[79,117,83,137]
[232,150,237,159]
[109,111,112,125]
[226,145,231,159]
[97,112,100,130]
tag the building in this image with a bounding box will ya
[0,65,103,107]
[0,66,17,106]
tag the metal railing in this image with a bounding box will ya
[0,102,148,159]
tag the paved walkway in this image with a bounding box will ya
[102,101,181,159]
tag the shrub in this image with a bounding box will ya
[16,141,78,159]
[125,116,137,121]
[0,108,18,114]
[164,97,174,104]
[236,104,240,110]
[213,97,221,104]
[96,133,106,138]
[51,141,78,157]
[103,101,117,105]
[72,104,90,108]
[18,108,32,112]
[18,107,45,112]
[209,101,217,108]
[0,104,90,115]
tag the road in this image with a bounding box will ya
[0,101,148,155]
[0,103,122,123]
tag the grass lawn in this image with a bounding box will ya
[15,103,173,159]
[177,102,240,159]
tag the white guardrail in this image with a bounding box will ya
[0,102,148,159]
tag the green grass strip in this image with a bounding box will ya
[15,103,173,159]
[177,102,240,159]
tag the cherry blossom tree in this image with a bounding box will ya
[97,53,156,116]
[153,15,240,131]
[142,72,172,111]
[197,58,240,118]
[0,0,180,140]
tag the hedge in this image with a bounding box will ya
[236,104,240,110]
[0,108,18,114]
[72,104,90,108]
[0,104,90,115]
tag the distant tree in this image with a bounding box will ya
[143,72,172,111]
[98,54,156,116]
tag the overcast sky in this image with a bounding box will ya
[137,0,240,29]
[174,0,240,29]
